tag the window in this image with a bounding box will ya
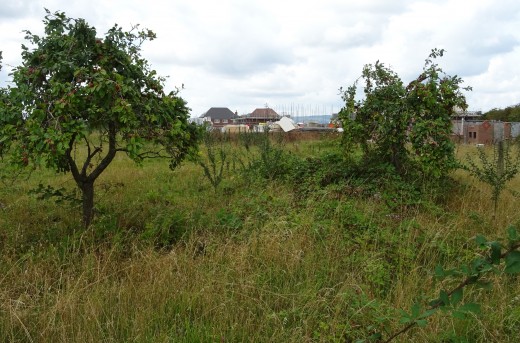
[223,119,228,124]
[469,131,477,139]
[214,119,220,123]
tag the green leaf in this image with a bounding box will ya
[508,226,519,243]
[439,290,450,306]
[411,302,421,318]
[452,310,467,320]
[472,257,491,274]
[490,241,502,265]
[418,308,438,319]
[475,235,487,246]
[416,319,428,327]
[434,264,445,278]
[368,332,382,341]
[504,251,520,274]
[399,314,411,324]
[451,288,463,306]
[458,302,481,314]
[460,265,470,276]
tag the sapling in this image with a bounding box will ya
[465,140,520,216]
[196,132,229,192]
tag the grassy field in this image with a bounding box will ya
[1,134,519,342]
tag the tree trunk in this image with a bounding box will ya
[66,122,118,228]
[81,181,95,228]
[391,145,403,175]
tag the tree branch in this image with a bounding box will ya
[65,134,82,183]
[87,122,117,182]
[80,135,103,177]
[383,241,520,343]
[136,150,170,159]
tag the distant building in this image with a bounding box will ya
[451,109,483,121]
[235,107,281,126]
[199,107,238,128]
[451,119,520,144]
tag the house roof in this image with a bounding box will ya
[200,107,238,120]
[249,108,280,119]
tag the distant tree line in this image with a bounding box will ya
[483,103,520,122]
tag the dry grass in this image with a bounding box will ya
[1,139,520,342]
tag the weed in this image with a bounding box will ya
[195,133,230,191]
[464,141,520,216]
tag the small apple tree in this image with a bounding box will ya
[6,10,200,226]
[340,49,470,178]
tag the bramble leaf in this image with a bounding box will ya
[451,288,463,306]
[416,319,428,327]
[490,241,502,265]
[418,308,438,319]
[435,264,445,278]
[458,302,481,314]
[475,235,487,246]
[452,310,467,319]
[439,290,450,306]
[504,251,520,274]
[508,226,519,243]
[411,302,421,318]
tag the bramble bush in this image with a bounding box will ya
[339,49,470,180]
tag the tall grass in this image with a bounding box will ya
[1,136,519,342]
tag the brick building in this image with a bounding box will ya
[451,120,515,144]
[199,107,238,128]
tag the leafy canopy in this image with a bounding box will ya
[4,9,200,225]
[339,49,470,178]
[8,9,199,171]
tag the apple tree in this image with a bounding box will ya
[6,10,200,226]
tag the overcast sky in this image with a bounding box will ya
[1,0,519,116]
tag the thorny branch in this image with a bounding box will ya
[383,241,520,343]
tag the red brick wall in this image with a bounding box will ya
[466,122,493,144]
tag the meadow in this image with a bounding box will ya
[1,132,519,342]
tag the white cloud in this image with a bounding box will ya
[1,0,519,115]
[466,47,520,110]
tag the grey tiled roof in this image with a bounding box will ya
[200,107,238,120]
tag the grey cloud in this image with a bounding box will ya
[451,57,491,78]
[465,3,520,56]
[150,38,293,77]
[207,43,293,76]
[467,35,519,57]
[0,1,38,19]
[305,23,383,51]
